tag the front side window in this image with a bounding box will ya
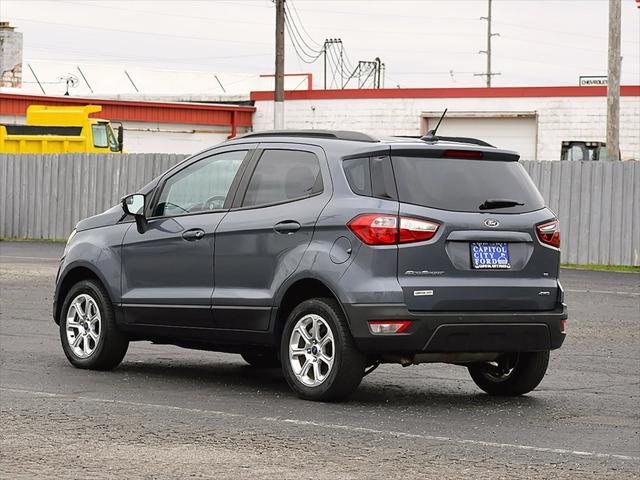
[242,149,323,207]
[92,124,108,148]
[154,150,247,217]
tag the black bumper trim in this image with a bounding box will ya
[343,303,567,354]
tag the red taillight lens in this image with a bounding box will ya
[536,220,560,248]
[399,217,439,243]
[348,214,440,245]
[347,214,398,245]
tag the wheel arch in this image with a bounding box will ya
[55,262,113,324]
[274,276,350,340]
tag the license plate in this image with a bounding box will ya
[471,242,511,269]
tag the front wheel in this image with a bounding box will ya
[468,351,550,396]
[281,298,365,402]
[59,279,129,370]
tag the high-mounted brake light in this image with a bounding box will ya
[348,214,440,245]
[443,150,483,159]
[368,320,411,334]
[536,220,560,248]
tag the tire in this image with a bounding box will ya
[59,279,129,370]
[241,351,281,368]
[280,297,365,402]
[468,351,550,396]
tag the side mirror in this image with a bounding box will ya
[117,125,124,152]
[122,194,147,233]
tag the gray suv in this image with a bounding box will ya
[54,130,567,401]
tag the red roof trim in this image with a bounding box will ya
[0,93,255,127]
[250,85,640,101]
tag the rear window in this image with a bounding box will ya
[391,156,544,213]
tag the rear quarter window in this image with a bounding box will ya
[391,156,544,213]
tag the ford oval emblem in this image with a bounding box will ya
[484,218,500,228]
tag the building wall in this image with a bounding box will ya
[117,121,248,154]
[253,95,640,161]
[0,23,23,88]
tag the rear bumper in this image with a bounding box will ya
[343,303,567,355]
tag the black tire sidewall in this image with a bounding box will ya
[468,351,550,396]
[59,279,125,369]
[280,298,363,401]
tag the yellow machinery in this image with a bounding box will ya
[0,105,123,154]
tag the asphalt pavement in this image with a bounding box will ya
[1,241,638,479]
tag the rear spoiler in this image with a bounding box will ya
[390,146,520,162]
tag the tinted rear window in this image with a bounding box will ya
[392,156,544,213]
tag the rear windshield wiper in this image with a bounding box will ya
[479,198,525,210]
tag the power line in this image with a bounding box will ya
[283,4,323,56]
[5,17,272,46]
[286,0,323,49]
[283,13,323,64]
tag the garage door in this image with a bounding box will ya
[423,115,538,161]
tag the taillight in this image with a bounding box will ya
[347,214,398,245]
[399,217,439,243]
[536,220,560,248]
[348,214,439,245]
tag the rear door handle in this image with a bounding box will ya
[182,228,205,241]
[273,221,301,234]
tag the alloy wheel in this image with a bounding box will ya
[65,293,101,358]
[288,314,335,387]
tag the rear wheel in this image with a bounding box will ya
[468,351,550,396]
[59,279,129,370]
[241,351,281,368]
[281,298,365,401]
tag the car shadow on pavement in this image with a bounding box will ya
[112,358,548,409]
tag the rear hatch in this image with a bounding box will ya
[391,147,560,312]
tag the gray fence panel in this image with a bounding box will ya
[0,154,638,265]
[0,153,186,240]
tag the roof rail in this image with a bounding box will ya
[238,130,379,143]
[420,134,495,148]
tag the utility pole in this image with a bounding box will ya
[323,40,327,90]
[606,0,621,160]
[476,0,500,87]
[274,0,285,129]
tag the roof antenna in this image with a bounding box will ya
[421,108,447,141]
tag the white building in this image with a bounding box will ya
[251,85,640,161]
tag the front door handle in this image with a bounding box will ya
[273,221,301,234]
[182,228,205,241]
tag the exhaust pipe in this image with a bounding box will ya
[381,352,500,366]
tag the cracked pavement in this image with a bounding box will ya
[1,241,638,479]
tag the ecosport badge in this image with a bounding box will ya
[484,218,500,228]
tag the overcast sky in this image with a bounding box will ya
[1,0,639,89]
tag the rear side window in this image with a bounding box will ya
[243,149,323,207]
[392,156,544,213]
[343,157,371,196]
[343,156,397,200]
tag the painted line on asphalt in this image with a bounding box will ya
[566,288,639,297]
[0,255,60,261]
[2,387,638,462]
